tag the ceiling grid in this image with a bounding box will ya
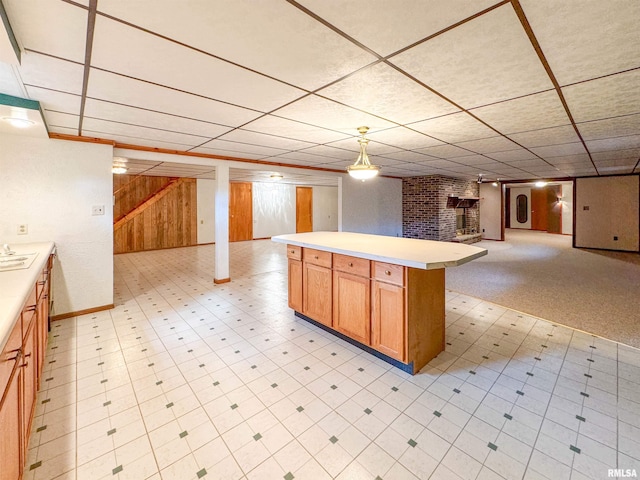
[1,0,637,181]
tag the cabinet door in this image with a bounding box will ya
[372,281,406,361]
[333,271,370,345]
[288,259,303,312]
[0,369,21,480]
[21,320,37,451]
[36,291,49,382]
[303,263,332,327]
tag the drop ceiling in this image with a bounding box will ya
[1,0,638,180]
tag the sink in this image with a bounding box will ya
[0,252,38,271]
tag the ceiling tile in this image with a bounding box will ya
[189,146,264,160]
[84,98,232,139]
[326,135,401,156]
[195,139,289,158]
[83,129,193,151]
[296,0,498,57]
[471,90,570,134]
[546,154,592,165]
[520,0,640,85]
[597,165,634,174]
[562,70,640,123]
[454,136,518,154]
[410,112,497,143]
[593,158,637,168]
[4,0,87,63]
[487,149,537,162]
[82,117,208,146]
[390,4,553,108]
[216,129,314,151]
[19,52,84,94]
[531,142,587,158]
[586,135,640,153]
[91,15,306,112]
[591,148,640,162]
[577,114,640,141]
[415,144,473,159]
[44,111,78,130]
[95,0,376,91]
[47,125,77,136]
[87,69,260,127]
[25,85,81,115]
[297,145,354,161]
[318,63,459,124]
[379,150,438,162]
[243,115,351,144]
[508,125,580,148]
[367,126,444,150]
[0,63,25,97]
[274,95,397,134]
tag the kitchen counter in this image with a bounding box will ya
[0,242,55,352]
[272,231,487,269]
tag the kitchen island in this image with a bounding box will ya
[272,232,486,374]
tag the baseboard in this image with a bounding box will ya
[51,304,114,321]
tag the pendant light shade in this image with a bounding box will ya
[347,126,380,180]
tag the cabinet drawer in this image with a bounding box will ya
[333,254,370,277]
[303,248,332,268]
[373,262,405,286]
[286,244,301,261]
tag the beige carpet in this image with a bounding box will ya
[446,229,640,348]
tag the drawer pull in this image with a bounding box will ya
[385,270,391,275]
[348,262,353,267]
[25,305,37,312]
[38,281,46,286]
[314,255,319,259]
[6,348,21,362]
[290,250,294,253]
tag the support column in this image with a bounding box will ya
[214,164,230,283]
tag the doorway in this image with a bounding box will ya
[229,182,253,242]
[296,186,313,233]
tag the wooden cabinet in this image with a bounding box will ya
[285,244,445,374]
[0,253,54,479]
[372,280,406,361]
[333,255,370,345]
[303,262,332,326]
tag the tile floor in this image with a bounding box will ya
[24,240,640,480]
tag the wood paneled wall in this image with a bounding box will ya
[113,174,176,222]
[114,176,198,254]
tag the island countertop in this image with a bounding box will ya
[0,241,55,352]
[272,232,486,270]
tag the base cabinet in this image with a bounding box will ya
[286,245,444,374]
[333,270,370,345]
[287,259,303,312]
[303,263,332,327]
[0,254,54,480]
[371,280,405,361]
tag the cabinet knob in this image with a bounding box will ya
[314,255,318,259]
[290,250,294,253]
[348,262,353,267]
[385,270,391,275]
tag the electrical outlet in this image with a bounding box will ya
[92,205,105,216]
[613,236,618,241]
[17,224,28,235]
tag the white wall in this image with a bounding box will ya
[575,175,639,251]
[196,179,216,244]
[509,187,531,229]
[341,175,402,237]
[561,182,574,235]
[0,135,114,315]
[253,182,296,238]
[479,183,502,240]
[313,186,338,231]
[252,183,338,238]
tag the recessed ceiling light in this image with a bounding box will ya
[112,165,128,174]
[2,117,35,128]
[535,181,548,187]
[270,173,283,180]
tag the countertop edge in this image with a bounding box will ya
[272,233,487,269]
[0,242,55,353]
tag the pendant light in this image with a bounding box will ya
[347,126,380,180]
